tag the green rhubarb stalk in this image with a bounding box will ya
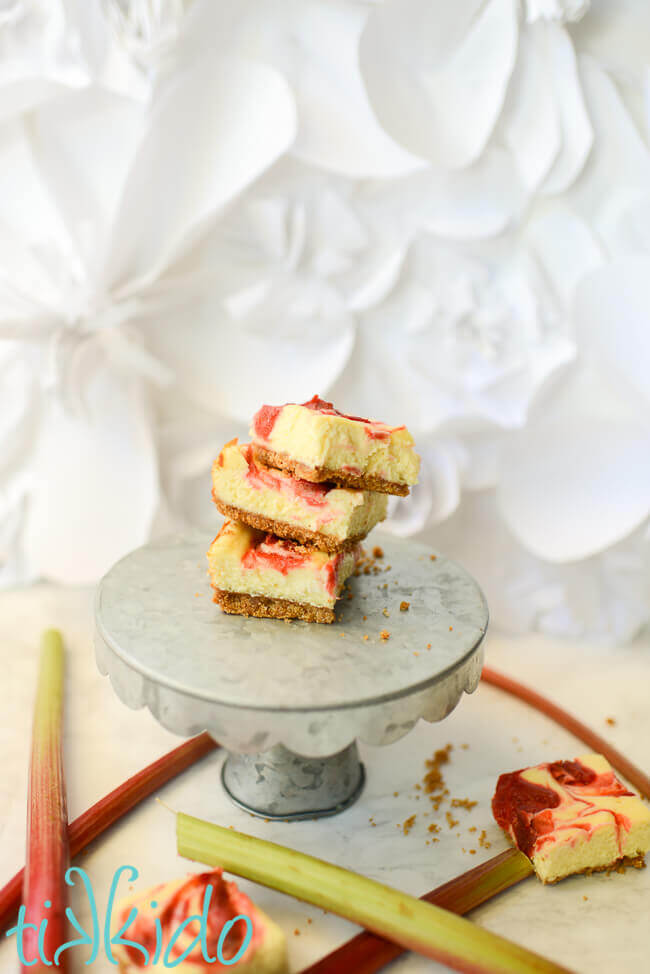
[177,813,571,974]
[21,630,69,973]
[301,849,533,974]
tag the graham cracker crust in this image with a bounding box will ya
[212,587,335,623]
[252,445,410,496]
[212,498,367,553]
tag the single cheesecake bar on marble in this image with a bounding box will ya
[110,869,288,973]
[492,753,650,884]
[212,439,388,553]
[250,395,419,496]
[207,520,359,623]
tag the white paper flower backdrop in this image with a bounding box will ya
[1,0,650,642]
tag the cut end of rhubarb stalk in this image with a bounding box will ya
[177,812,572,974]
[21,630,69,973]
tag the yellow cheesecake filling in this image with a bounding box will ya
[250,396,420,486]
[212,440,388,542]
[493,753,650,883]
[207,521,358,607]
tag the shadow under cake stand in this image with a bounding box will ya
[95,534,488,820]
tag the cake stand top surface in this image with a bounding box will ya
[95,534,488,755]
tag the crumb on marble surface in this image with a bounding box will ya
[402,814,416,835]
[451,798,477,811]
[422,744,452,811]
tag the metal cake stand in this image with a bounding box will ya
[94,534,488,820]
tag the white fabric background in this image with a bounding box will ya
[1,0,650,643]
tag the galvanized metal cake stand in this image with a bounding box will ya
[95,534,488,821]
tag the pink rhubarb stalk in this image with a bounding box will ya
[0,733,218,934]
[21,630,69,972]
[481,666,650,800]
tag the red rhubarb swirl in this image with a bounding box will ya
[116,870,261,969]
[492,759,634,859]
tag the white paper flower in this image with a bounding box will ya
[141,161,410,423]
[497,257,650,563]
[323,230,575,543]
[332,234,575,438]
[567,56,650,253]
[0,0,89,118]
[359,0,601,197]
[426,489,650,644]
[101,0,190,70]
[1,0,649,648]
[0,54,296,583]
[524,0,590,24]
[173,0,425,180]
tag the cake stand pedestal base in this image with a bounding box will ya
[221,742,365,820]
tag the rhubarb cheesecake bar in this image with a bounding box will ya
[207,520,359,623]
[251,395,419,495]
[492,753,650,883]
[110,869,287,973]
[212,439,387,552]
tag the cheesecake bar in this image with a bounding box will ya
[492,753,650,884]
[110,869,287,973]
[207,520,359,623]
[212,439,388,553]
[250,395,419,495]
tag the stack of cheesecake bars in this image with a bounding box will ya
[207,395,420,623]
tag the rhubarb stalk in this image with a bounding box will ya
[0,732,218,934]
[481,666,650,800]
[305,665,650,974]
[177,813,570,974]
[21,630,69,972]
[301,848,533,974]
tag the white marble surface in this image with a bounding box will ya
[1,584,649,974]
